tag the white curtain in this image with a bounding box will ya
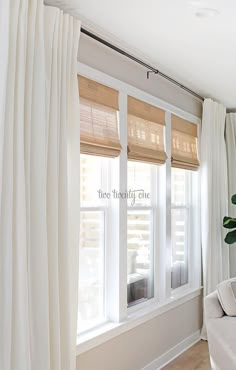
[201,98,229,338]
[0,2,80,370]
[225,113,236,277]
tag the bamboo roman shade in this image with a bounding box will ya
[171,114,199,171]
[78,75,121,157]
[127,96,167,165]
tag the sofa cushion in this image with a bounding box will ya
[217,278,236,316]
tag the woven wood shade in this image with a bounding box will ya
[127,97,167,165]
[78,76,121,158]
[171,114,199,171]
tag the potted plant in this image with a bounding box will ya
[223,194,236,244]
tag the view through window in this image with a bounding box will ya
[127,161,154,306]
[171,168,190,289]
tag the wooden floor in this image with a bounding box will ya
[162,341,211,370]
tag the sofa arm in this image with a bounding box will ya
[204,291,224,319]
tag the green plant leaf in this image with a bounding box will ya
[225,229,236,244]
[223,216,236,229]
[232,194,236,205]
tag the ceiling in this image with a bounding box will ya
[46,0,236,108]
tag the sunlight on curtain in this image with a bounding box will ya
[201,98,229,339]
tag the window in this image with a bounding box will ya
[78,154,109,333]
[171,168,190,289]
[78,76,121,334]
[127,161,155,306]
[77,70,201,343]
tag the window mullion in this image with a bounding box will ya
[152,165,159,301]
[106,91,128,323]
[164,111,172,299]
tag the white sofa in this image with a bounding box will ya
[205,283,236,370]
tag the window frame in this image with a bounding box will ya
[77,62,202,349]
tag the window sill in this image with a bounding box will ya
[76,286,202,355]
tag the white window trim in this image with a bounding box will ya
[77,62,202,353]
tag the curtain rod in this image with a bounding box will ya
[81,27,204,102]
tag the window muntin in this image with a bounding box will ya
[171,168,190,290]
[127,161,151,207]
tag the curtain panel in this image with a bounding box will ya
[0,2,80,370]
[201,98,229,339]
[225,113,236,277]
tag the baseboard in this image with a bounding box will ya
[141,330,201,370]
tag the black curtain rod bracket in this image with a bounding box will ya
[81,27,204,102]
[147,70,159,79]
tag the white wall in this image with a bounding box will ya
[76,295,202,370]
[78,34,202,118]
[77,36,203,370]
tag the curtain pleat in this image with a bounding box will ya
[67,17,81,370]
[45,8,61,370]
[0,2,80,370]
[225,114,236,277]
[200,98,229,339]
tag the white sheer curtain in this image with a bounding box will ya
[225,113,236,277]
[0,2,80,370]
[201,98,229,338]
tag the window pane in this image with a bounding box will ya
[171,168,187,206]
[127,210,154,306]
[171,209,188,289]
[80,154,103,206]
[78,211,105,333]
[128,161,151,207]
[171,167,189,289]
